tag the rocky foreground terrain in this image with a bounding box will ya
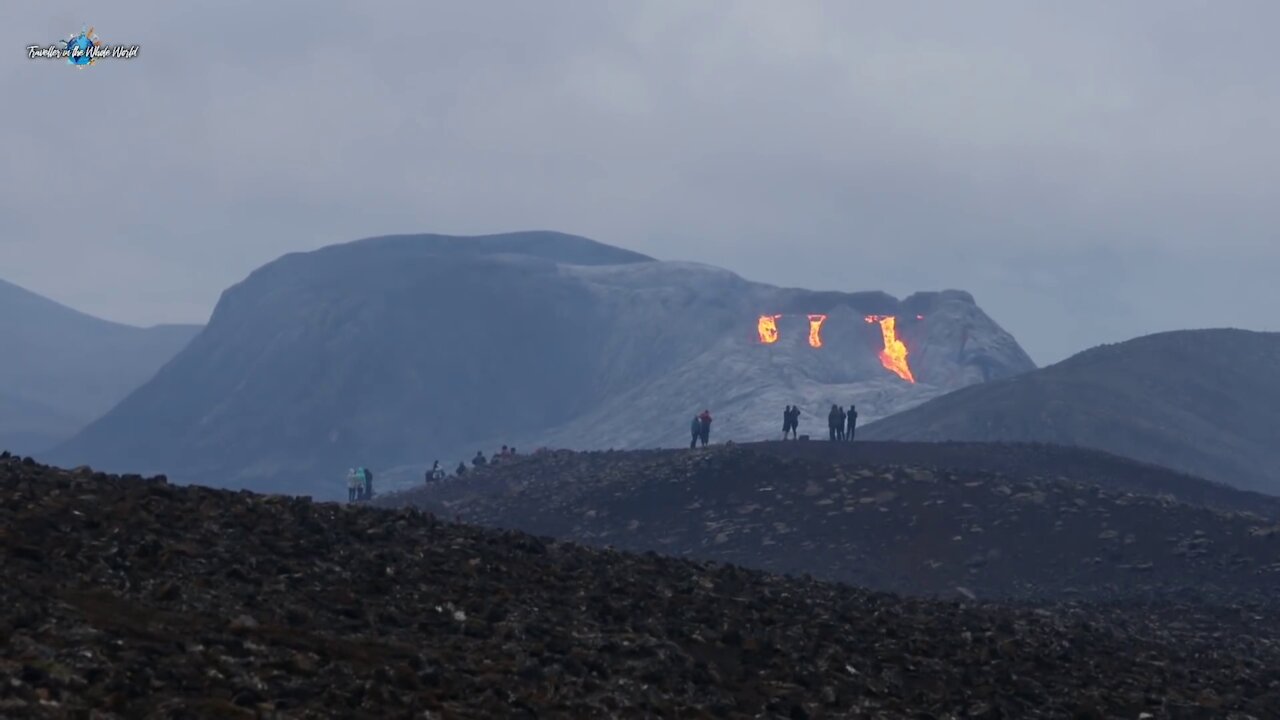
[4,452,1280,717]
[381,444,1280,604]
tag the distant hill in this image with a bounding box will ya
[860,330,1280,494]
[51,231,1034,496]
[378,444,1280,604]
[0,278,201,453]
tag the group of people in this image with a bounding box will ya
[689,409,713,448]
[351,402,864,499]
[827,404,858,441]
[780,404,857,441]
[346,467,374,502]
[447,445,523,480]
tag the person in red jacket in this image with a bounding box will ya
[697,409,713,447]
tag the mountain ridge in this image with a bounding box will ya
[51,231,1034,496]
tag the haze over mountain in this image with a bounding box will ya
[50,232,1034,496]
[0,278,201,453]
[861,330,1280,494]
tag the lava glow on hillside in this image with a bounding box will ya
[864,315,916,383]
[807,315,827,348]
[757,315,781,344]
[755,312,918,383]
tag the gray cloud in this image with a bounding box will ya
[3,1,1278,364]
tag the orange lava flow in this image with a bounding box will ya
[807,314,827,348]
[864,315,916,383]
[757,315,781,344]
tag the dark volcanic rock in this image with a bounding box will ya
[6,455,1280,718]
[755,440,1280,519]
[380,445,1280,604]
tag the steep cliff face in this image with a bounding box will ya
[51,232,1034,497]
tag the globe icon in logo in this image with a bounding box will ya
[66,31,96,66]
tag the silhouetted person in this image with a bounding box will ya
[789,405,801,439]
[837,407,847,441]
[363,467,374,499]
[828,404,841,441]
[473,451,487,468]
[426,460,441,484]
[346,468,359,502]
[846,405,858,441]
[456,462,468,476]
[690,415,701,449]
[698,409,713,447]
[782,405,792,440]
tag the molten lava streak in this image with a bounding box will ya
[864,315,916,383]
[807,314,827,348]
[757,315,781,344]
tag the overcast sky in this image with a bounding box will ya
[4,2,1278,365]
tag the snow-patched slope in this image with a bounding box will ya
[514,262,1034,452]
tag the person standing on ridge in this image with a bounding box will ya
[782,405,792,440]
[790,405,801,439]
[346,468,359,502]
[362,467,374,500]
[690,415,702,449]
[472,451,487,468]
[698,409,713,447]
[828,405,841,441]
[837,406,847,441]
[456,461,468,477]
[846,404,859,441]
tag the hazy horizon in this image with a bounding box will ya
[5,2,1279,365]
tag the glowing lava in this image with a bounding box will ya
[807,314,827,348]
[864,315,916,383]
[757,315,781,344]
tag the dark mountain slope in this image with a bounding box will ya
[50,233,650,487]
[0,278,201,453]
[379,446,1280,604]
[861,329,1280,494]
[5,453,1280,717]
[752,440,1280,518]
